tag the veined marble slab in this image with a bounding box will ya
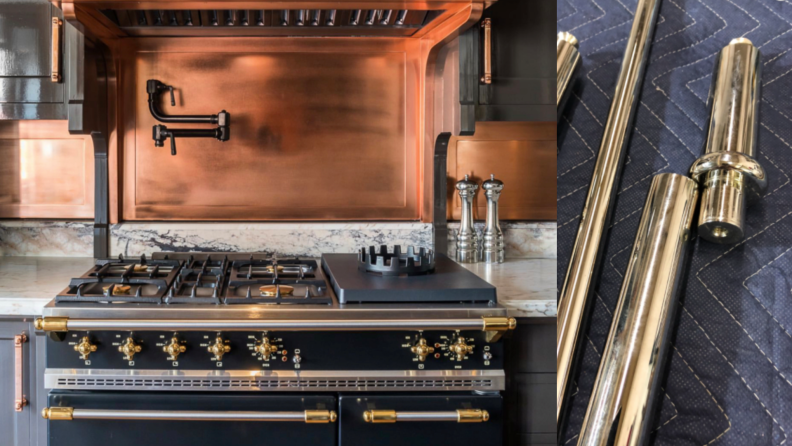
[1,220,556,259]
[447,221,556,259]
[111,222,433,258]
[0,221,93,257]
[457,258,556,318]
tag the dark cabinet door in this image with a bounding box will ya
[460,0,555,132]
[47,392,337,446]
[339,393,502,446]
[0,0,66,119]
[0,321,32,446]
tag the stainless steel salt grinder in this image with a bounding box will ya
[455,174,480,263]
[690,38,767,244]
[482,174,505,263]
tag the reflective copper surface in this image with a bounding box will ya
[0,121,94,218]
[55,0,483,222]
[447,122,556,221]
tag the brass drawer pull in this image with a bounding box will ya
[480,18,492,84]
[363,409,489,423]
[51,17,62,83]
[14,334,27,412]
[42,408,337,423]
[35,317,515,341]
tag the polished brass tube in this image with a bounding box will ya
[557,0,662,426]
[690,38,766,244]
[577,173,698,446]
[557,32,581,120]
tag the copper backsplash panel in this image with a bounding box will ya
[447,121,556,221]
[123,39,419,220]
[0,121,94,219]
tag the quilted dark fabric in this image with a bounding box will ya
[557,0,792,444]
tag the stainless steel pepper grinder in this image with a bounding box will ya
[455,174,479,263]
[482,174,505,263]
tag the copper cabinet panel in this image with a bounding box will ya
[447,122,556,221]
[0,121,94,218]
[124,44,419,220]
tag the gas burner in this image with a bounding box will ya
[358,245,435,276]
[224,257,331,305]
[56,254,182,303]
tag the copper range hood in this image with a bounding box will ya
[58,1,486,38]
[55,0,486,256]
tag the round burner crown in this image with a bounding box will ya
[358,245,436,276]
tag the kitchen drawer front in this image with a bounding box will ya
[339,392,502,446]
[47,391,337,446]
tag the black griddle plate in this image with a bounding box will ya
[321,253,496,304]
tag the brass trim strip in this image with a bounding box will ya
[457,409,490,423]
[42,407,73,421]
[305,410,337,424]
[51,18,62,83]
[364,410,397,423]
[14,334,27,412]
[482,316,517,342]
[480,18,492,84]
[35,317,68,332]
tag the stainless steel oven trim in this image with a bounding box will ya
[45,369,505,392]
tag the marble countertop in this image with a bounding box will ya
[457,258,556,318]
[0,256,556,318]
[0,256,96,316]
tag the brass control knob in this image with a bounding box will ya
[450,337,474,361]
[163,337,186,360]
[118,337,142,360]
[254,337,279,361]
[207,336,231,360]
[410,338,435,362]
[74,336,97,360]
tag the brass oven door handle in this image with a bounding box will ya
[35,317,516,342]
[51,17,62,83]
[14,334,27,412]
[364,409,489,423]
[42,408,337,423]
[480,18,492,84]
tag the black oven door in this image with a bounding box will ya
[338,392,502,446]
[46,391,337,446]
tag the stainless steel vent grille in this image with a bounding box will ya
[53,376,497,391]
[100,9,443,37]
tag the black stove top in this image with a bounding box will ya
[321,253,497,304]
[55,249,496,305]
[56,253,332,305]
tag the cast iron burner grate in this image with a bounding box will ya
[224,256,331,305]
[165,254,230,304]
[358,245,435,276]
[56,254,182,303]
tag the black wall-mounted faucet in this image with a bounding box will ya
[147,79,230,155]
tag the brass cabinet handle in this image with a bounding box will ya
[14,334,28,412]
[51,17,62,83]
[480,18,492,84]
[364,409,489,423]
[34,317,515,341]
[42,408,337,423]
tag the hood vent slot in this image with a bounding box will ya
[101,9,443,37]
